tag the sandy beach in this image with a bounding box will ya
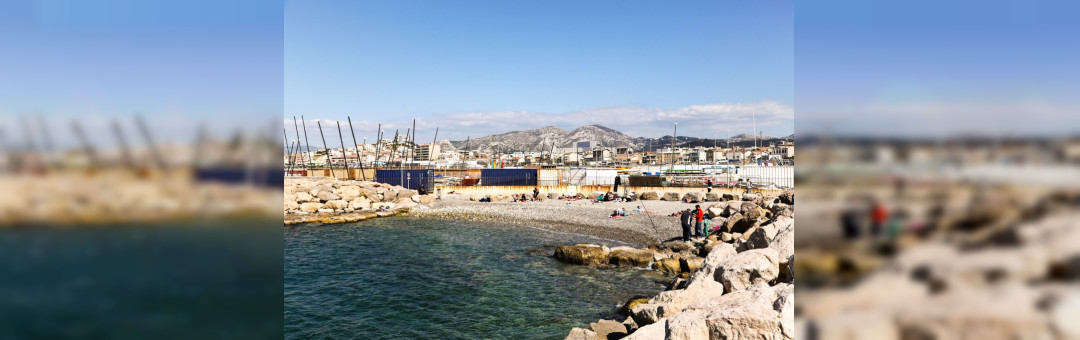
[410,196,722,247]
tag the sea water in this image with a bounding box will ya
[285,217,668,339]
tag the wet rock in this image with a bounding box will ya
[555,244,610,266]
[680,256,705,273]
[662,241,694,253]
[653,257,682,275]
[609,247,655,268]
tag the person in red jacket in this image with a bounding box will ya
[870,199,888,237]
[694,205,705,237]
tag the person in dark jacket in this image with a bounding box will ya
[613,175,622,193]
[680,209,693,242]
[532,187,540,201]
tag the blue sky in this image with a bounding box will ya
[0,0,283,148]
[286,0,794,142]
[798,0,1080,137]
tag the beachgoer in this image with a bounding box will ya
[613,175,622,193]
[694,205,705,237]
[680,209,693,242]
[840,196,862,239]
[706,178,712,193]
[533,187,540,201]
[870,200,888,236]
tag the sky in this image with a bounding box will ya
[0,0,283,149]
[286,0,794,143]
[798,0,1080,138]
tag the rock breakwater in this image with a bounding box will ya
[284,177,435,225]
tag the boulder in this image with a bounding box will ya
[284,198,300,211]
[718,248,781,293]
[418,195,435,204]
[723,202,743,218]
[564,327,596,340]
[394,197,417,209]
[295,191,315,203]
[681,192,703,203]
[695,283,785,340]
[771,203,793,218]
[776,290,795,340]
[662,192,681,201]
[815,311,899,340]
[324,199,349,210]
[686,243,738,289]
[722,193,740,201]
[308,184,332,197]
[706,205,724,219]
[720,232,734,243]
[609,247,655,268]
[588,320,628,340]
[639,191,660,200]
[316,191,341,202]
[411,195,421,203]
[381,191,397,202]
[680,256,705,273]
[299,202,323,213]
[334,185,362,201]
[666,309,711,340]
[624,319,666,340]
[555,244,610,266]
[349,197,371,210]
[662,241,694,253]
[705,192,721,202]
[547,193,558,199]
[741,204,768,221]
[745,224,780,250]
[778,189,794,205]
[653,257,682,275]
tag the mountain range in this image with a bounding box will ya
[447,125,793,152]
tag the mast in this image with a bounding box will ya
[347,116,366,180]
[316,120,335,179]
[335,121,352,179]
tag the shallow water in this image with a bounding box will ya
[284,217,669,339]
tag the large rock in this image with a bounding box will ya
[555,244,610,266]
[418,195,435,204]
[776,290,795,340]
[653,257,682,275]
[324,199,349,210]
[639,192,660,200]
[609,247,655,268]
[814,311,899,340]
[588,320,628,340]
[745,223,780,250]
[563,327,596,340]
[693,283,784,340]
[895,284,1049,339]
[686,243,738,289]
[771,203,793,218]
[283,198,300,212]
[662,192,681,201]
[349,197,371,210]
[718,248,781,293]
[624,319,666,340]
[316,191,341,202]
[662,241,694,253]
[334,185,363,201]
[705,192,721,202]
[295,191,316,203]
[299,202,323,213]
[741,203,768,221]
[394,197,417,209]
[308,184,332,197]
[682,192,703,203]
[722,193,740,201]
[778,189,794,205]
[770,216,795,283]
[680,256,705,273]
[666,309,711,340]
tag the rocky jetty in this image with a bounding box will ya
[283,177,435,225]
[562,189,796,339]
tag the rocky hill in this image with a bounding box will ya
[449,125,794,152]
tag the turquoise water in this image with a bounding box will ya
[284,217,669,339]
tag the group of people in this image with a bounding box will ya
[511,188,543,202]
[608,206,657,218]
[840,196,906,240]
[679,205,707,242]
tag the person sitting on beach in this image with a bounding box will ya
[619,207,629,216]
[533,187,540,201]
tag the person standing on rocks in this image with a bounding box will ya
[694,204,705,237]
[680,208,693,242]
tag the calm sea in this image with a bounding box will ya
[285,217,668,339]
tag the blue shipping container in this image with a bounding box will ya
[480,169,537,186]
[375,169,434,191]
